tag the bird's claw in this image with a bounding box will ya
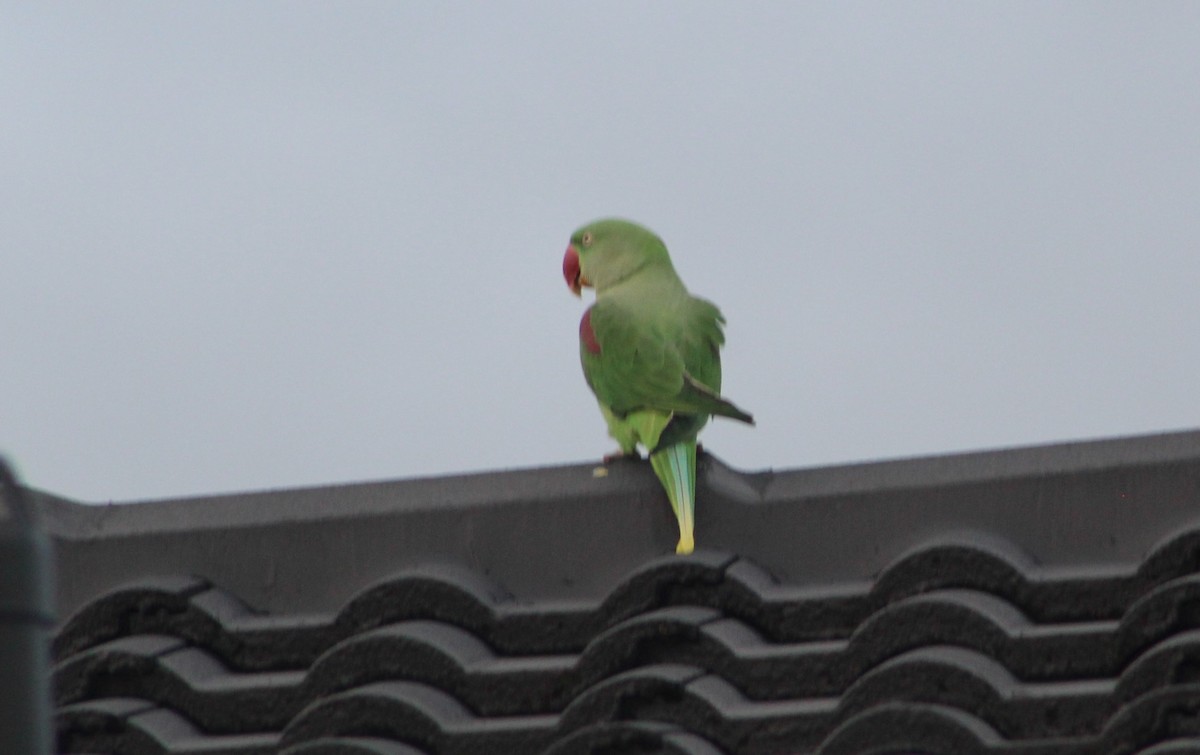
[602,450,642,464]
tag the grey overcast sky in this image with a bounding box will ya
[3,4,1199,502]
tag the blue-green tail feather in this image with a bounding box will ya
[650,441,696,554]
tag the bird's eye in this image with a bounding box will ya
[581,231,594,246]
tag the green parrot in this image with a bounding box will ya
[561,218,754,554]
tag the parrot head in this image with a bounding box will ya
[562,219,674,296]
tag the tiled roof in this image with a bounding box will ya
[37,429,1200,754]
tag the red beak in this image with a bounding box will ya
[563,245,582,296]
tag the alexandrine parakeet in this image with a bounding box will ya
[561,219,753,554]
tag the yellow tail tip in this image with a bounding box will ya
[676,533,695,555]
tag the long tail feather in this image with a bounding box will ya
[650,441,696,554]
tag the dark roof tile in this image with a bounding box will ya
[42,429,1200,753]
[279,738,431,755]
[816,702,1005,755]
[56,699,277,754]
[305,621,574,716]
[279,681,557,755]
[542,721,728,755]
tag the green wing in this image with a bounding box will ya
[581,296,752,435]
[582,299,685,415]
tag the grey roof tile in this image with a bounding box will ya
[40,429,1200,753]
[1137,740,1200,754]
[543,721,728,755]
[279,681,558,755]
[816,702,1007,755]
[55,699,277,754]
[279,739,430,755]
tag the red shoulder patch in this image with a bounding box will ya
[580,308,602,355]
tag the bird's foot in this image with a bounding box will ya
[602,449,642,464]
